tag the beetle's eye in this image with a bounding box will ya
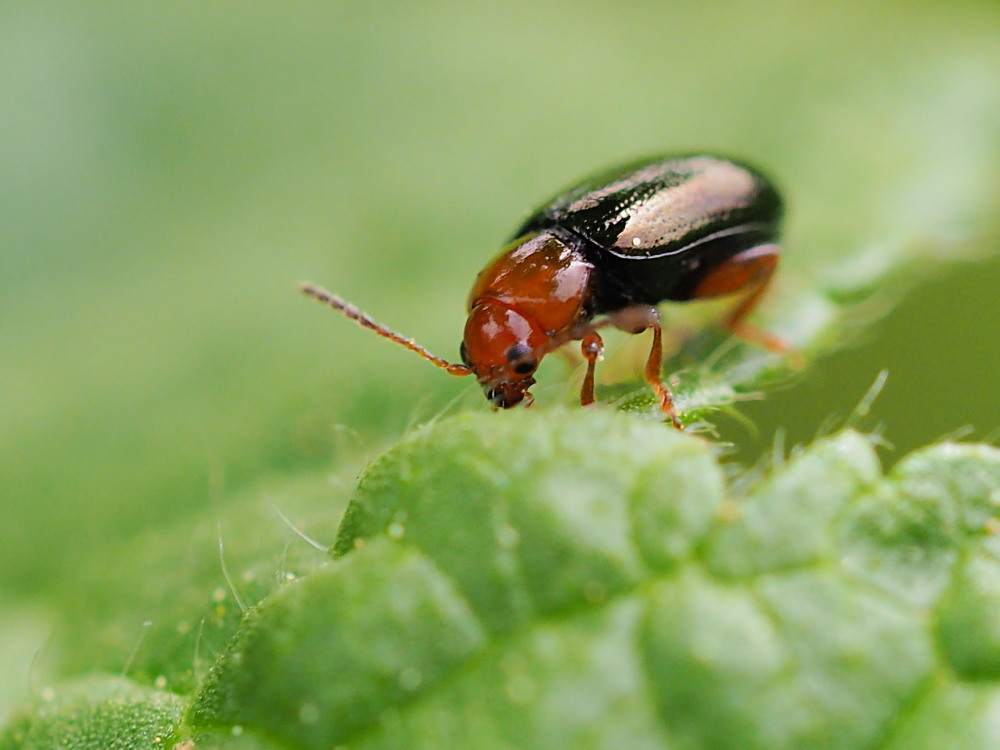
[505,344,530,363]
[513,359,537,375]
[460,341,471,366]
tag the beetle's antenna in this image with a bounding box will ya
[300,283,473,376]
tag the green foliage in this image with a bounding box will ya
[7,409,978,750]
[0,678,183,750]
[45,470,348,698]
[6,409,1000,748]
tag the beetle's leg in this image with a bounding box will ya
[579,331,604,406]
[643,317,682,429]
[607,306,681,429]
[691,244,792,355]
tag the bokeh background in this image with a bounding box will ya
[2,0,999,719]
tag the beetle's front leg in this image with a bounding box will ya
[579,331,604,406]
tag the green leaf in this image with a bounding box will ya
[184,409,1000,749]
[48,470,347,697]
[0,678,183,750]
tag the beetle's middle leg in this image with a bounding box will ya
[563,309,681,427]
[605,306,681,428]
[690,243,793,355]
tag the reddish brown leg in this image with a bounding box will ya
[691,244,793,355]
[642,317,681,428]
[579,332,604,406]
[571,307,681,426]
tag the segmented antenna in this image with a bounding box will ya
[300,283,473,376]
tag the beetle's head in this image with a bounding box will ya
[461,300,548,408]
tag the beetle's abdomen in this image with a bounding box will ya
[588,221,779,310]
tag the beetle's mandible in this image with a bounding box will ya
[302,154,793,428]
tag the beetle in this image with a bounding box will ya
[302,154,791,427]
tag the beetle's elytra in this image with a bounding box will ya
[303,154,792,428]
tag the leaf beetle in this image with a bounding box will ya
[302,154,791,427]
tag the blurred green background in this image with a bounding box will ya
[2,0,999,719]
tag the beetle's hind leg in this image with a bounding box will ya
[690,243,793,356]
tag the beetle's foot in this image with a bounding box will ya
[665,409,683,430]
[649,383,682,429]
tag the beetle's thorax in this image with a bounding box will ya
[462,231,593,407]
[468,231,593,331]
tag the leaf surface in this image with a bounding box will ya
[186,410,1000,749]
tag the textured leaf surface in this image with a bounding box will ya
[185,410,1000,749]
[0,678,182,750]
[47,470,347,697]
